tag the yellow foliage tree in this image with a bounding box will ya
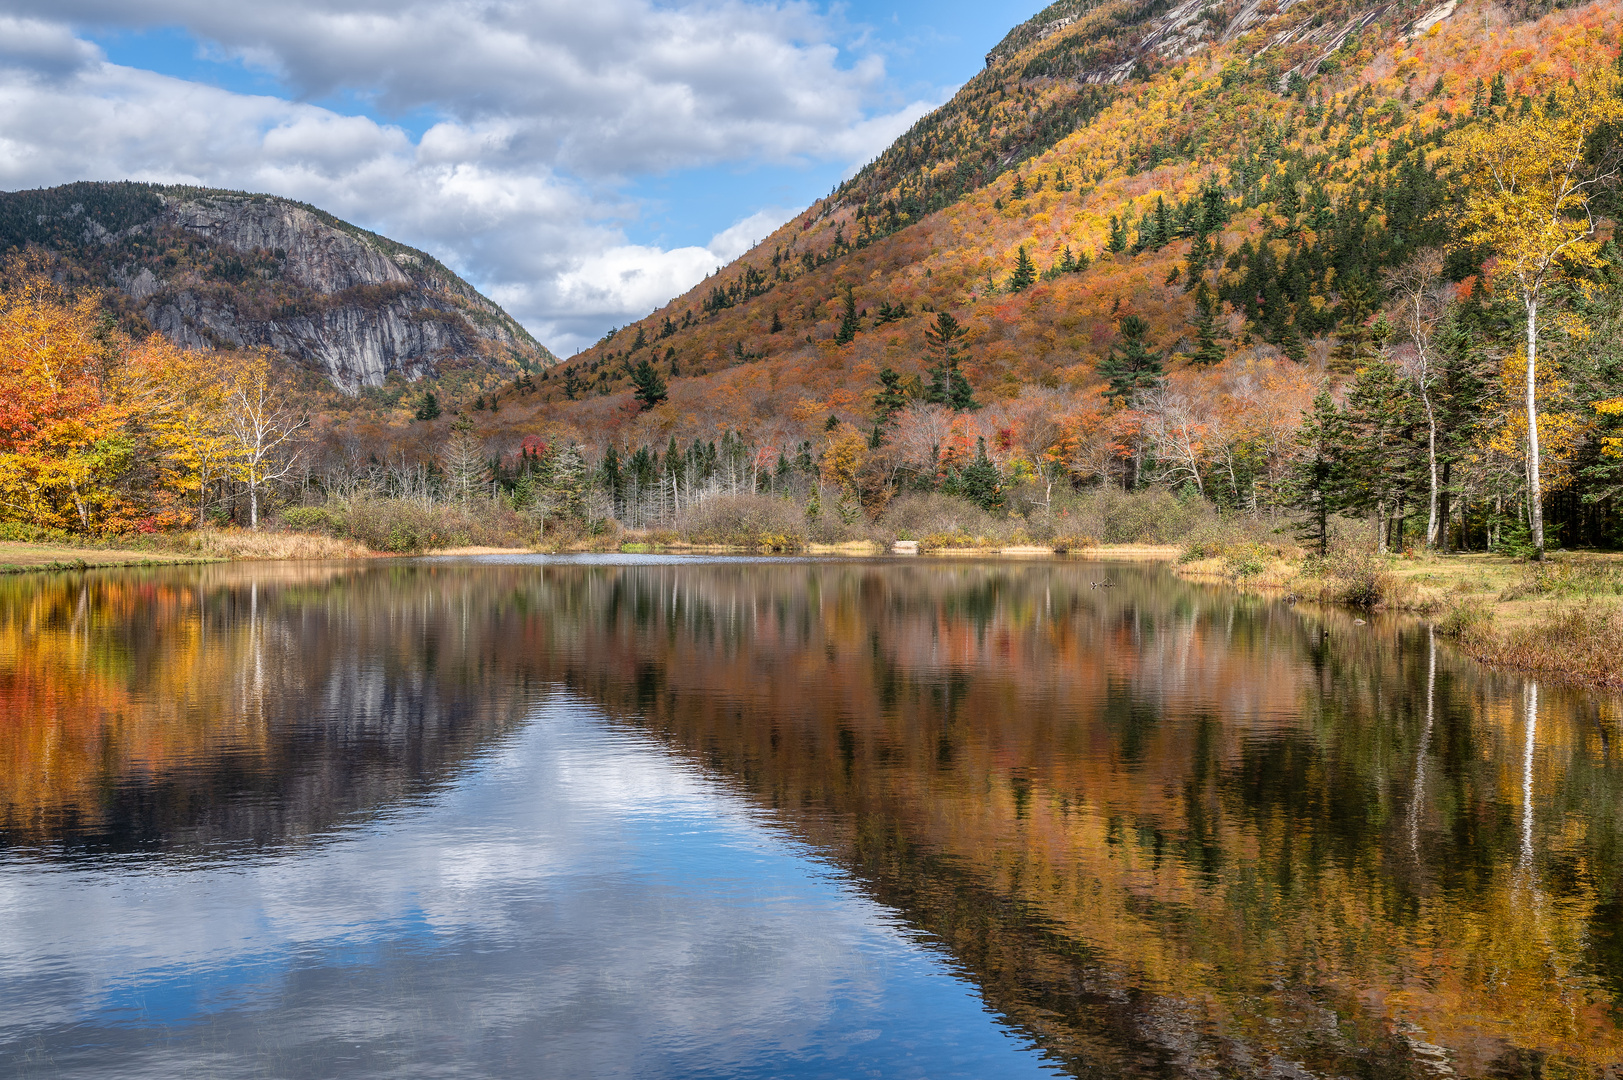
[126,336,236,528]
[1447,63,1623,558]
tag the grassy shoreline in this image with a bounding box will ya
[1,533,1180,574]
[1176,546,1623,689]
[9,530,1620,689]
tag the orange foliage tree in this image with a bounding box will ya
[0,268,132,532]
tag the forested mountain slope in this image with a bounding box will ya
[0,182,553,394]
[441,0,1621,549]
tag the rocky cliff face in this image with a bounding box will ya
[0,183,554,393]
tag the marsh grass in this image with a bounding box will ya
[274,498,531,553]
[160,528,371,560]
[1448,601,1623,687]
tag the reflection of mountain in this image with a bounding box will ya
[513,560,1623,1078]
[5,558,1622,1077]
[0,566,530,855]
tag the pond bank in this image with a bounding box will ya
[1177,547,1623,688]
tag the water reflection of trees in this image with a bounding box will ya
[0,565,530,854]
[521,560,1623,1079]
[4,558,1623,1076]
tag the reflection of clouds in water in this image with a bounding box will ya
[0,693,1053,1079]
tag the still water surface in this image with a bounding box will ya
[2,556,1621,1078]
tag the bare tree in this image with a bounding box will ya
[1384,249,1447,548]
[441,418,488,504]
[222,349,307,529]
[1140,388,1207,498]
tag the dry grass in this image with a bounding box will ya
[158,528,371,560]
[1446,601,1623,688]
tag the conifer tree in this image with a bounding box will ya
[1099,315,1164,404]
[1290,389,1351,556]
[414,390,441,421]
[873,367,909,430]
[631,358,667,411]
[1107,215,1127,253]
[835,284,860,345]
[948,437,1004,512]
[1190,282,1226,365]
[1011,174,1027,200]
[1008,246,1037,292]
[923,311,976,411]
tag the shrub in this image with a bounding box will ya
[0,522,79,544]
[880,492,1000,543]
[320,498,530,553]
[1438,598,1494,640]
[675,493,807,549]
[1305,543,1393,608]
[1058,487,1214,545]
[1223,544,1269,578]
[277,506,342,533]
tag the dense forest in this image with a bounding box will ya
[3,0,1623,558]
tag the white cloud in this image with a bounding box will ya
[0,2,943,355]
[15,0,901,176]
[543,205,794,341]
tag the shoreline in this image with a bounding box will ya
[8,534,1620,689]
[1173,548,1623,690]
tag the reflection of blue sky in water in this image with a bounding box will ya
[0,693,1060,1079]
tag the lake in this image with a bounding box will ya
[2,555,1620,1078]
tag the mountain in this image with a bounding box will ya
[519,0,1618,465]
[0,182,554,394]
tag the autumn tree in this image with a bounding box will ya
[127,335,234,528]
[0,267,130,532]
[1447,62,1623,558]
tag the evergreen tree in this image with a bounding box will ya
[415,391,441,421]
[1011,174,1027,199]
[1007,246,1037,292]
[835,284,860,345]
[1341,359,1420,551]
[1290,389,1351,556]
[923,311,975,411]
[948,437,1004,512]
[770,310,783,333]
[1330,273,1378,374]
[600,445,623,512]
[873,367,909,429]
[1107,215,1128,253]
[630,358,667,411]
[631,325,647,352]
[1190,282,1226,365]
[1098,315,1164,404]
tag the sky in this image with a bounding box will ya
[0,0,1047,356]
